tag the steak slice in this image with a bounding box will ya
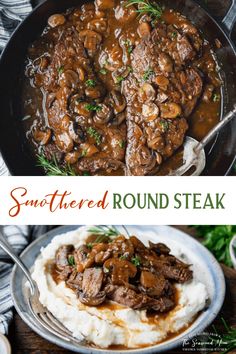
[139,271,167,297]
[105,285,174,312]
[79,268,106,306]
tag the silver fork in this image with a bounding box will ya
[0,232,84,345]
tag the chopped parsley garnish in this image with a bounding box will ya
[68,255,75,266]
[86,79,96,87]
[171,31,177,39]
[119,140,126,149]
[160,119,169,132]
[87,127,102,145]
[57,65,64,75]
[213,93,220,102]
[124,39,133,54]
[131,256,141,267]
[81,148,88,157]
[143,68,154,81]
[128,66,133,73]
[99,68,107,75]
[85,103,102,112]
[116,76,125,84]
[87,243,93,250]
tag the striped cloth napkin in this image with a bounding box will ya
[0,225,50,334]
[0,0,32,176]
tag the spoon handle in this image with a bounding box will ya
[0,232,35,293]
[195,105,236,152]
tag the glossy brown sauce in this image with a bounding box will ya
[47,260,195,350]
[21,0,221,176]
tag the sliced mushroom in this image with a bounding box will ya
[155,75,169,87]
[48,14,66,28]
[55,245,74,271]
[129,236,146,251]
[155,152,163,165]
[33,128,51,145]
[134,145,158,175]
[138,83,156,102]
[158,53,173,73]
[79,290,106,306]
[74,245,95,272]
[111,112,126,126]
[104,258,137,285]
[68,122,86,144]
[87,19,107,33]
[79,30,102,53]
[55,131,74,153]
[85,85,105,99]
[95,0,115,10]
[142,103,159,121]
[112,66,132,84]
[115,2,137,23]
[107,235,134,258]
[74,102,92,117]
[80,143,99,157]
[160,103,182,119]
[93,103,114,124]
[65,151,80,165]
[60,115,71,130]
[147,136,164,151]
[109,90,126,114]
[137,22,151,38]
[77,67,85,82]
[87,243,110,264]
[59,70,79,89]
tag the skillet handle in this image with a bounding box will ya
[222,0,236,33]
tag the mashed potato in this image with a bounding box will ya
[32,226,208,348]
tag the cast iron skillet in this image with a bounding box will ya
[0,0,235,176]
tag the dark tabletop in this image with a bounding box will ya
[8,226,236,354]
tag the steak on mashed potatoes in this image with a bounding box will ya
[32,226,208,348]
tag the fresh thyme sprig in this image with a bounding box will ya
[126,0,163,19]
[87,225,119,244]
[37,154,76,176]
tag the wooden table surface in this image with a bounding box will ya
[7,226,236,354]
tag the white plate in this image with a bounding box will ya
[11,225,225,353]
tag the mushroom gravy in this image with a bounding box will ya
[22,0,222,175]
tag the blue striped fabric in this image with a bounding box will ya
[0,0,32,175]
[0,225,50,334]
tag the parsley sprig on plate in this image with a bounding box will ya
[192,225,236,267]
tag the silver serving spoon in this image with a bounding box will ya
[169,105,236,176]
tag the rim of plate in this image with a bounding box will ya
[11,225,226,354]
